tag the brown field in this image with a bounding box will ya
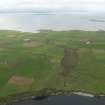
[23,41,42,48]
[8,76,34,85]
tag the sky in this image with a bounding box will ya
[0,0,105,11]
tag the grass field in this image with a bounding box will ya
[0,30,105,99]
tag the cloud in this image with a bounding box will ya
[0,0,105,10]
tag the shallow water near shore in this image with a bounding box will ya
[14,95,105,105]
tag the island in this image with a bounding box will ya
[89,19,105,22]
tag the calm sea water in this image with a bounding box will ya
[0,12,105,32]
[14,95,105,105]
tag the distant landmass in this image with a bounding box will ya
[89,19,105,22]
[0,9,55,14]
[0,8,88,14]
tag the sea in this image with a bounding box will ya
[14,95,105,105]
[0,11,105,32]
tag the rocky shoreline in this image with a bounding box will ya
[1,90,105,105]
[12,90,105,103]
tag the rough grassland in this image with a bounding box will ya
[0,30,105,103]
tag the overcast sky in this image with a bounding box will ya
[0,0,105,11]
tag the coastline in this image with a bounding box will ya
[1,89,105,105]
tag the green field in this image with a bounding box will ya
[0,30,105,100]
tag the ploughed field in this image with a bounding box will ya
[0,30,105,97]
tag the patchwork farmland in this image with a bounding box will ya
[0,30,105,101]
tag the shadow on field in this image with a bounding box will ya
[61,48,79,75]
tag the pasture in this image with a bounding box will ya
[0,30,105,98]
